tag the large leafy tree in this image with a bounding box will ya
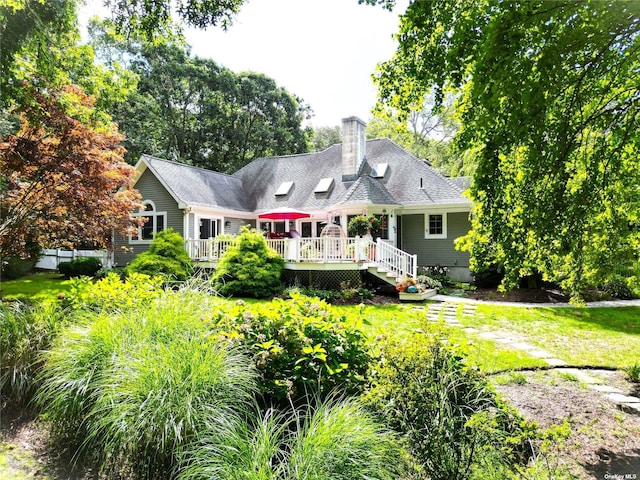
[370,0,640,299]
[0,83,142,257]
[93,33,310,171]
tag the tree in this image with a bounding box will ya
[370,0,640,299]
[307,125,342,152]
[367,101,468,177]
[0,82,142,258]
[96,36,310,171]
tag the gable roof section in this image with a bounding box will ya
[136,154,251,211]
[338,175,398,206]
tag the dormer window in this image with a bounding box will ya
[275,181,294,196]
[371,163,389,178]
[314,177,334,194]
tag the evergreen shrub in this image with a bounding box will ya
[211,227,284,298]
[58,256,102,278]
[126,228,193,280]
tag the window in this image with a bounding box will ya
[130,201,166,243]
[373,214,389,239]
[371,163,389,178]
[314,177,334,194]
[425,213,447,239]
[275,181,294,196]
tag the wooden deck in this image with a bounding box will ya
[185,237,417,283]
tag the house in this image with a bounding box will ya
[114,116,473,283]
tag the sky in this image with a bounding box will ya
[80,0,408,127]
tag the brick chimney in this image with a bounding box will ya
[341,116,366,182]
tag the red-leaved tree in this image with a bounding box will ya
[0,82,143,258]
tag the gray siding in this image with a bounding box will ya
[224,217,251,235]
[401,212,470,268]
[113,169,183,266]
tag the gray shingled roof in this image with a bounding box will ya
[234,138,469,211]
[140,154,251,211]
[339,175,399,206]
[137,139,469,214]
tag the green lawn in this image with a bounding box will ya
[335,301,639,372]
[463,304,640,369]
[0,272,73,303]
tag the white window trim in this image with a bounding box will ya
[424,212,447,239]
[130,200,167,244]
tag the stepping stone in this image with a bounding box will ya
[478,332,503,340]
[622,403,640,413]
[510,341,538,351]
[544,358,568,366]
[462,327,478,333]
[526,349,555,358]
[555,369,603,384]
[605,393,640,404]
[591,385,623,394]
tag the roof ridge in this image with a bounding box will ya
[141,153,239,180]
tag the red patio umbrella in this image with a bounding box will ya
[258,207,311,220]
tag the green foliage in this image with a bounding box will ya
[64,272,164,312]
[37,294,256,478]
[307,125,341,152]
[347,215,381,237]
[0,302,67,405]
[0,242,42,280]
[212,227,284,298]
[126,228,193,280]
[374,0,640,301]
[57,257,102,278]
[214,294,372,406]
[93,33,310,169]
[364,329,536,479]
[602,274,635,300]
[178,398,403,480]
[626,363,640,384]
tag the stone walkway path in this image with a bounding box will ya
[424,300,640,414]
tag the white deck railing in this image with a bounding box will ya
[185,236,417,279]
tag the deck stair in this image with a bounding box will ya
[367,265,401,286]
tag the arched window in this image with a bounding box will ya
[130,200,166,243]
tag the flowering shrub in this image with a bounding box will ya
[213,293,372,406]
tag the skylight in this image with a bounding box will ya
[275,181,294,196]
[371,163,389,178]
[314,177,334,194]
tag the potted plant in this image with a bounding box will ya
[348,215,382,237]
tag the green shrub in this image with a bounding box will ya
[37,293,255,478]
[178,397,403,480]
[64,272,164,312]
[1,242,42,279]
[57,256,103,278]
[126,228,193,280]
[364,330,536,480]
[602,274,634,299]
[211,227,284,298]
[0,302,67,405]
[214,294,372,406]
[626,363,640,383]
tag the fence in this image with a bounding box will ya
[35,249,113,270]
